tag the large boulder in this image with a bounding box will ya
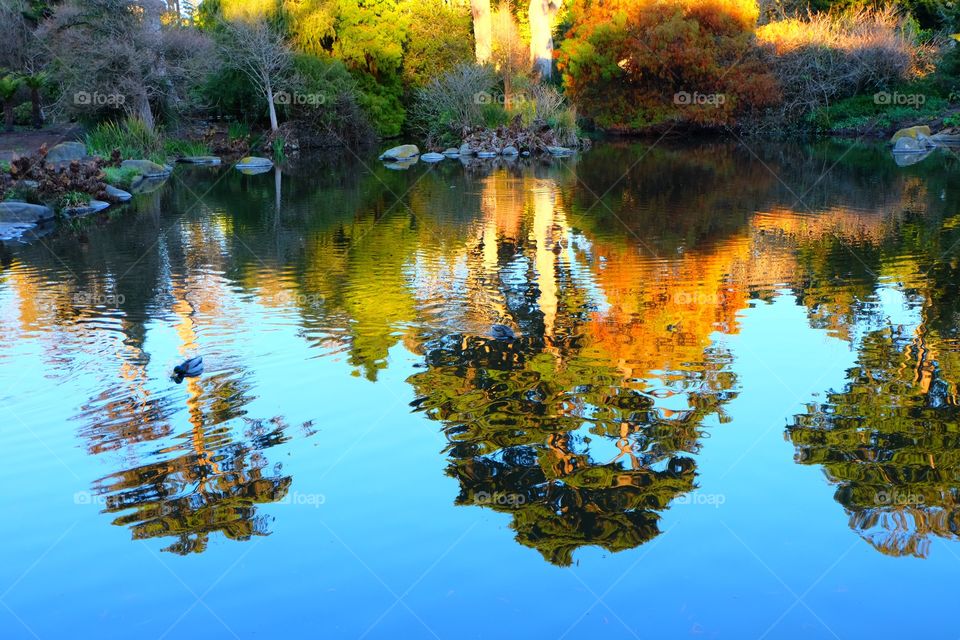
[378,144,419,162]
[121,159,172,178]
[0,202,54,224]
[891,126,932,143]
[45,141,87,164]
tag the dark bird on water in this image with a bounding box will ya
[490,324,516,341]
[172,356,204,383]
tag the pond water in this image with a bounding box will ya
[2,140,960,638]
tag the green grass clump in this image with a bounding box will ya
[57,190,91,210]
[163,138,210,158]
[85,117,164,163]
[102,166,141,190]
[228,121,250,141]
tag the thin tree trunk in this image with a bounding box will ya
[135,93,156,132]
[471,0,492,64]
[31,87,41,129]
[266,83,279,132]
[529,0,561,79]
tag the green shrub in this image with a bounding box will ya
[481,102,511,128]
[401,0,475,89]
[354,73,405,138]
[13,103,31,126]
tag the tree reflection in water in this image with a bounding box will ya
[7,141,960,560]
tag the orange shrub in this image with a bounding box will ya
[558,0,780,131]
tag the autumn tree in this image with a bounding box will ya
[558,0,779,131]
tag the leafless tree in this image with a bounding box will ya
[219,19,292,132]
[41,0,212,129]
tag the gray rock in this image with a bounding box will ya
[63,199,110,217]
[121,159,172,178]
[547,146,574,157]
[378,144,419,162]
[476,151,497,159]
[420,152,445,163]
[521,151,531,157]
[458,143,473,156]
[178,156,222,165]
[501,146,519,156]
[442,148,460,157]
[0,202,54,223]
[45,141,87,164]
[105,185,132,202]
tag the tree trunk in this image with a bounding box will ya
[3,102,13,133]
[529,0,561,79]
[471,0,492,64]
[30,87,42,129]
[266,83,279,132]
[134,92,156,131]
